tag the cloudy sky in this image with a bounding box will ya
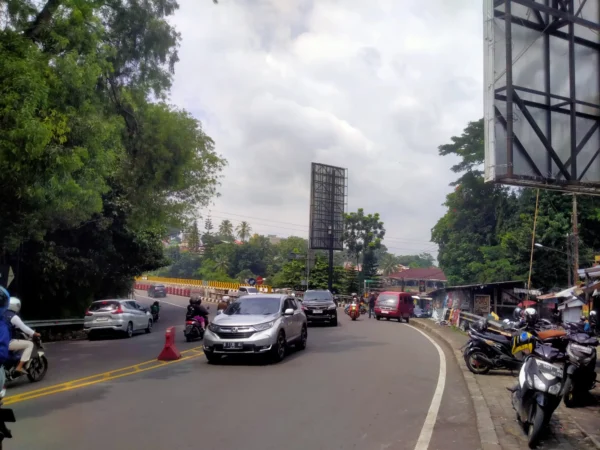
[170,0,483,258]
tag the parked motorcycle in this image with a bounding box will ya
[562,332,598,407]
[463,322,523,375]
[184,316,206,342]
[348,304,360,321]
[510,334,567,448]
[3,336,48,383]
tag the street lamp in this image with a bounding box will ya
[534,242,571,285]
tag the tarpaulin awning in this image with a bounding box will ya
[518,300,537,308]
[537,286,584,300]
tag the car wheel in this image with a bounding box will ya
[298,326,307,350]
[405,316,410,323]
[375,316,380,321]
[145,319,153,333]
[125,322,133,338]
[88,332,96,341]
[271,331,287,363]
[205,351,221,364]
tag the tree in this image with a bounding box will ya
[342,265,360,295]
[236,221,252,242]
[0,0,226,317]
[187,221,201,253]
[205,216,214,234]
[218,220,234,240]
[343,208,386,267]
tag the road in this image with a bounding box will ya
[5,293,480,450]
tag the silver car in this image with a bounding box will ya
[84,299,153,339]
[203,294,307,363]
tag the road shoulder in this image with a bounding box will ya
[412,319,599,450]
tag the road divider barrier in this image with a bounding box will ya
[136,276,273,293]
[157,327,181,361]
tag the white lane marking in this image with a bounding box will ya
[134,294,186,309]
[408,324,447,450]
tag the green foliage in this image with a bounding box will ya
[343,208,385,267]
[432,119,600,290]
[1,0,225,317]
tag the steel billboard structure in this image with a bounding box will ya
[309,163,348,251]
[484,0,600,193]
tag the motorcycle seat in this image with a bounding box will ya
[480,332,510,343]
[537,329,566,341]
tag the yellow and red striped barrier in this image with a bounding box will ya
[135,276,272,293]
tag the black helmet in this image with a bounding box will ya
[513,307,523,321]
[189,298,195,305]
[472,318,487,332]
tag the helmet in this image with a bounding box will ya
[513,307,523,321]
[502,318,510,325]
[523,307,538,325]
[222,296,230,302]
[580,315,587,322]
[590,310,597,317]
[189,298,195,305]
[0,287,9,309]
[472,319,487,332]
[196,298,202,305]
[8,297,21,313]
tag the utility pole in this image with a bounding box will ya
[566,233,572,287]
[572,194,579,286]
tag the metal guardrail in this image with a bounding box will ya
[24,319,84,328]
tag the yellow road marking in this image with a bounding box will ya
[3,347,205,406]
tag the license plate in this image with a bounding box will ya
[312,310,323,314]
[571,343,593,354]
[537,360,564,378]
[381,311,389,314]
[223,342,244,350]
[96,317,109,322]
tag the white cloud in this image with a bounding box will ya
[170,0,484,258]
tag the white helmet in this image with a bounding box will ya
[8,297,21,313]
[222,295,230,302]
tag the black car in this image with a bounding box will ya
[148,284,167,298]
[302,290,338,326]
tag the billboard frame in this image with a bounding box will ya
[308,163,348,251]
[484,0,600,194]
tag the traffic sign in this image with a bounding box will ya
[256,276,264,285]
[248,278,256,286]
[0,265,14,289]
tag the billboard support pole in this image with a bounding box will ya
[572,194,579,286]
[504,0,514,177]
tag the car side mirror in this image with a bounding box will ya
[284,308,294,315]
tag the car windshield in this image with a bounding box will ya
[303,292,331,301]
[89,301,120,312]
[376,294,398,306]
[246,287,258,294]
[155,285,165,289]
[225,297,280,315]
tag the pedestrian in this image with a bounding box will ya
[368,292,376,319]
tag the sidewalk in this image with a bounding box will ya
[412,319,600,450]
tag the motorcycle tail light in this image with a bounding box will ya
[186,321,194,325]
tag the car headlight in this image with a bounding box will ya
[327,305,337,310]
[253,321,275,332]
[208,323,219,332]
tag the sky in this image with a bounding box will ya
[169,0,484,259]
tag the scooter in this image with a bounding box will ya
[562,332,598,407]
[3,336,48,383]
[184,316,207,342]
[150,301,160,323]
[0,371,16,443]
[510,334,566,448]
[348,304,360,321]
[463,325,523,375]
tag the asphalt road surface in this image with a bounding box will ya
[6,297,480,450]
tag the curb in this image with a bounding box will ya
[412,320,502,450]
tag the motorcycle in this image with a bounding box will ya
[510,335,567,449]
[348,304,360,321]
[562,332,598,407]
[150,302,160,323]
[0,371,15,443]
[184,315,207,342]
[462,322,523,375]
[3,336,48,383]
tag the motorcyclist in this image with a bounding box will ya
[590,310,598,332]
[150,301,160,315]
[187,298,210,329]
[4,297,40,375]
[217,295,230,313]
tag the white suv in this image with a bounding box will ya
[203,294,307,363]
